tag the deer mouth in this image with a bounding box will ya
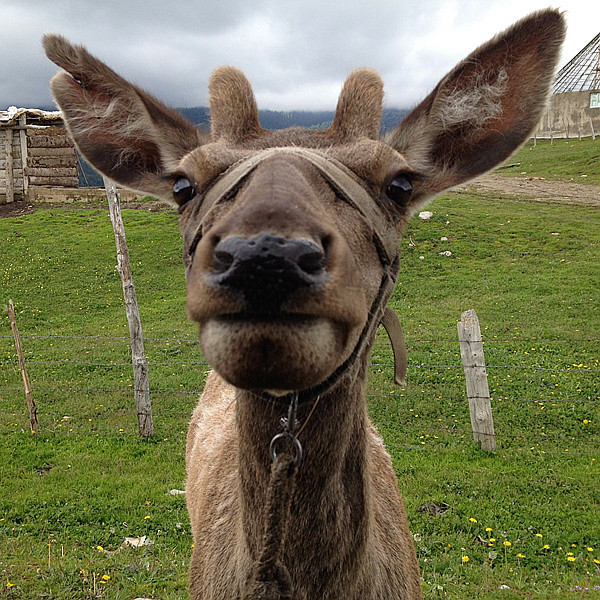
[198,313,352,391]
[186,229,369,390]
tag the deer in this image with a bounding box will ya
[44,9,564,599]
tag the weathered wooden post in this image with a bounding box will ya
[4,300,38,434]
[104,178,153,437]
[18,114,28,199]
[4,129,14,203]
[457,309,496,451]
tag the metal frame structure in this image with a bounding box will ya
[553,33,600,93]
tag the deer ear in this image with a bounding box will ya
[330,68,384,140]
[209,66,262,143]
[386,9,565,205]
[43,34,206,201]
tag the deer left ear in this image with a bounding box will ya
[43,34,207,201]
[209,66,263,143]
[386,9,566,205]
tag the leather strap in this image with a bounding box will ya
[381,306,407,387]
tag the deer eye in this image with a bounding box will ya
[385,174,413,206]
[173,176,197,206]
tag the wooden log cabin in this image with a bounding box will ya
[0,107,78,204]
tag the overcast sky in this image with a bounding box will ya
[1,0,598,112]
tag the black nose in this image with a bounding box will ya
[208,233,329,314]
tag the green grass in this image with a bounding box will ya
[1,142,599,598]
[498,137,600,184]
[0,435,190,598]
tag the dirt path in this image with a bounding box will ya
[460,173,600,208]
[0,199,171,219]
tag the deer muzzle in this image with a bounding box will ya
[207,233,330,315]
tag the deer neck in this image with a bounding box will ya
[236,356,373,586]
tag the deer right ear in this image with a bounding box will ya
[330,68,383,141]
[386,9,565,209]
[43,34,207,201]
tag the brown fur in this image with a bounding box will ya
[43,10,565,599]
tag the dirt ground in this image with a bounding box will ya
[462,173,600,207]
[0,175,598,219]
[0,198,170,219]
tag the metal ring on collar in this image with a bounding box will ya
[269,431,303,467]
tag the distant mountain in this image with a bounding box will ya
[380,108,411,135]
[77,106,411,187]
[77,153,104,187]
[177,107,410,135]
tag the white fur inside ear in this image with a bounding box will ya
[434,68,509,129]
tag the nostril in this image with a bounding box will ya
[297,234,331,274]
[297,248,326,275]
[213,249,234,273]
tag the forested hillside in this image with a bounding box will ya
[177,107,409,134]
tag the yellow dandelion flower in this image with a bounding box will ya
[101,575,110,582]
[587,547,593,552]
[462,555,469,563]
[535,533,543,538]
[543,545,550,550]
[96,545,103,551]
[485,527,492,532]
[567,556,576,562]
[144,515,150,519]
[593,559,600,565]
[503,541,511,547]
[517,553,526,559]
[469,518,477,523]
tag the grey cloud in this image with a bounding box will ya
[0,0,593,112]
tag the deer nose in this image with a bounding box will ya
[208,233,329,313]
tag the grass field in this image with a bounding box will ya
[499,136,600,184]
[1,138,599,599]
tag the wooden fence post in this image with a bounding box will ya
[457,309,496,451]
[104,178,153,438]
[4,300,38,434]
[19,114,29,198]
[4,129,14,203]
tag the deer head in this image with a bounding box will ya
[43,10,565,395]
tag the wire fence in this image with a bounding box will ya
[1,326,598,454]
